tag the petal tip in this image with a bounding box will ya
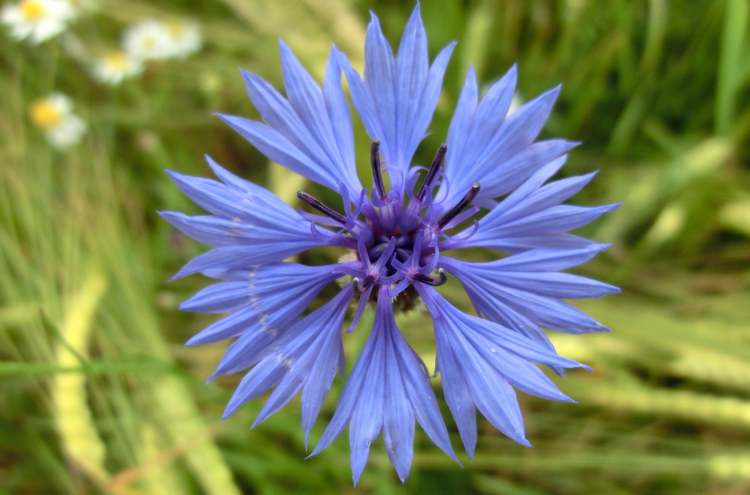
[184,334,203,346]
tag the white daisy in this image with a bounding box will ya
[123,19,171,61]
[29,93,86,148]
[1,0,74,44]
[91,49,142,85]
[161,19,201,58]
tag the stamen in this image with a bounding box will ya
[437,182,480,229]
[297,191,347,225]
[414,269,447,286]
[417,144,447,200]
[370,141,386,199]
[440,205,479,231]
[360,275,375,290]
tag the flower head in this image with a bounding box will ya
[123,18,201,62]
[163,4,618,485]
[161,19,201,58]
[1,0,73,43]
[123,19,171,61]
[30,93,86,148]
[91,49,142,85]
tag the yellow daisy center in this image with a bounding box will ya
[30,100,63,129]
[142,35,158,50]
[166,21,185,38]
[20,0,46,21]
[104,51,128,69]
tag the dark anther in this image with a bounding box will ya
[437,182,480,229]
[297,191,348,225]
[370,142,386,199]
[417,144,447,200]
[360,275,375,290]
[414,269,447,286]
[395,248,410,261]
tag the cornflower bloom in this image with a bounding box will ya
[163,4,619,484]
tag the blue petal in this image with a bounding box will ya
[185,263,341,346]
[185,305,260,346]
[383,337,415,482]
[479,139,580,199]
[468,233,602,253]
[444,66,479,166]
[348,324,386,485]
[395,6,428,155]
[485,285,609,334]
[458,277,566,377]
[209,292,333,376]
[217,113,336,190]
[200,155,305,227]
[253,287,353,426]
[501,171,599,222]
[337,4,455,188]
[170,240,329,280]
[440,65,569,208]
[363,12,397,168]
[442,255,612,334]
[433,310,529,446]
[309,320,376,457]
[434,329,477,456]
[498,204,619,237]
[179,280,248,313]
[333,48,382,156]
[483,157,568,219]
[310,292,456,484]
[203,155,286,207]
[406,41,456,161]
[222,356,288,417]
[419,286,587,449]
[389,324,457,463]
[488,271,620,298]
[323,46,358,193]
[447,156,618,253]
[462,282,558,351]
[278,42,362,196]
[443,254,619,299]
[222,287,353,419]
[160,212,306,246]
[301,321,344,447]
[232,46,362,196]
[164,160,321,264]
[452,318,574,402]
[166,169,257,221]
[491,245,611,272]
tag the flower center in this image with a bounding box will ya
[142,36,159,50]
[103,51,129,70]
[30,99,63,129]
[298,142,480,300]
[21,0,45,21]
[166,21,186,38]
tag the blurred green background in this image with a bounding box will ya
[2,0,750,493]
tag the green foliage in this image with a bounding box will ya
[1,0,749,494]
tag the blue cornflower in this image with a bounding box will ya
[162,4,619,484]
